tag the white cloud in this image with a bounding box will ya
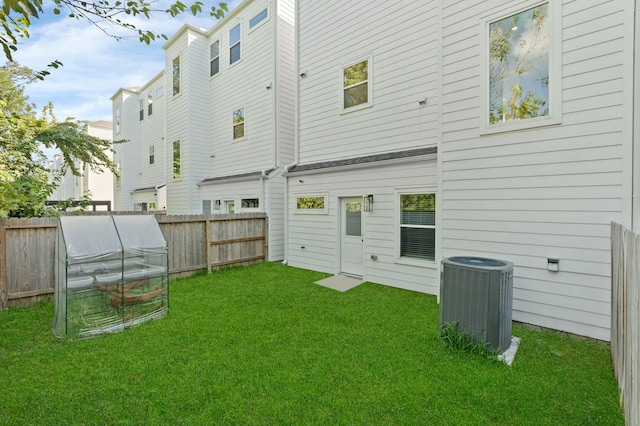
[12,0,242,123]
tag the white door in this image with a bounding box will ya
[340,197,364,277]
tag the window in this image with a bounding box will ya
[202,200,212,214]
[156,86,164,97]
[484,2,559,132]
[342,57,372,111]
[233,108,245,139]
[148,93,153,116]
[249,8,268,29]
[149,145,155,165]
[399,194,435,261]
[295,195,328,214]
[172,56,181,96]
[115,106,121,133]
[229,24,241,65]
[241,198,259,208]
[210,40,220,76]
[139,99,144,121]
[172,141,181,179]
[225,200,235,214]
[115,162,121,190]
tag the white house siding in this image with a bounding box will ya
[275,0,296,167]
[207,0,278,177]
[296,0,438,163]
[84,121,114,204]
[136,73,166,208]
[287,157,438,293]
[112,88,141,210]
[440,0,632,341]
[163,27,210,214]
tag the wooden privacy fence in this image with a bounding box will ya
[611,221,639,425]
[0,213,268,309]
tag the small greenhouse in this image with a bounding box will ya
[53,215,169,340]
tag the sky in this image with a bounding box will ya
[12,0,243,125]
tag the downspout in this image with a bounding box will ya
[284,1,301,265]
[632,2,640,230]
[163,70,168,211]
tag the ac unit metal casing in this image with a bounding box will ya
[439,256,514,352]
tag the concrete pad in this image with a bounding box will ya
[314,275,363,292]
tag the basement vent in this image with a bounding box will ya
[439,256,514,353]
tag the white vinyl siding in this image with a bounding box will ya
[297,0,438,162]
[287,159,438,294]
[440,0,629,341]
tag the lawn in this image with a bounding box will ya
[0,262,624,425]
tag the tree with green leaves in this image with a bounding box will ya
[1,0,227,77]
[0,62,119,217]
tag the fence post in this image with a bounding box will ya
[0,222,7,309]
[206,218,212,273]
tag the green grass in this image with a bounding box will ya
[0,262,624,425]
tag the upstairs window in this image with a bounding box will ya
[149,145,155,165]
[172,56,181,96]
[115,106,121,133]
[249,8,268,29]
[210,40,220,76]
[399,193,435,261]
[139,99,144,121]
[483,2,559,133]
[148,92,153,116]
[229,24,241,65]
[156,86,164,97]
[173,141,181,179]
[233,107,245,139]
[342,57,372,112]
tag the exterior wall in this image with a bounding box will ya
[296,0,438,163]
[207,0,278,177]
[275,0,296,167]
[439,0,633,341]
[112,89,141,210]
[164,27,209,214]
[136,73,166,210]
[287,159,438,293]
[84,121,114,203]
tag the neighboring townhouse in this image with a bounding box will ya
[286,1,439,293]
[287,0,636,341]
[48,120,114,209]
[112,0,295,260]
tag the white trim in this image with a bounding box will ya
[340,54,374,114]
[394,188,438,268]
[479,0,561,135]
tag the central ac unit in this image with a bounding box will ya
[439,256,514,352]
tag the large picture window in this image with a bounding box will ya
[295,194,328,214]
[484,2,559,132]
[400,193,435,261]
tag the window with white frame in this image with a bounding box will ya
[233,107,245,139]
[342,57,372,111]
[210,40,220,76]
[399,193,435,261]
[484,1,559,132]
[229,24,241,65]
[249,8,268,29]
[148,92,153,116]
[172,141,181,179]
[149,145,155,165]
[295,194,328,214]
[156,86,164,97]
[241,198,259,209]
[172,56,181,96]
[115,106,121,133]
[202,200,212,214]
[139,98,144,121]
